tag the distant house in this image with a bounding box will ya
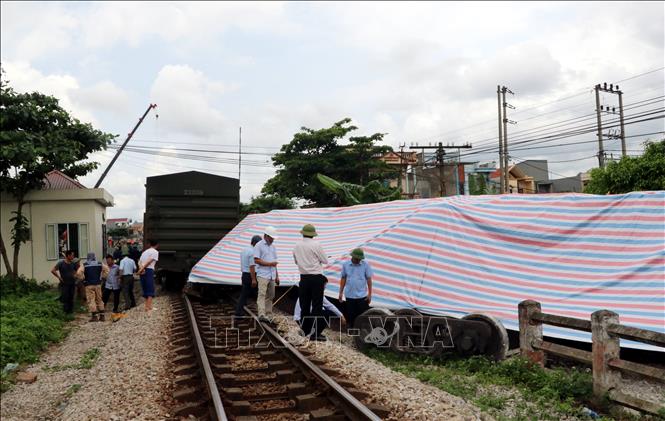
[0,170,114,282]
[514,160,553,193]
[377,151,419,198]
[550,172,591,193]
[106,218,130,229]
[465,162,499,194]
[490,165,537,193]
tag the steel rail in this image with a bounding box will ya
[183,295,228,421]
[243,306,382,421]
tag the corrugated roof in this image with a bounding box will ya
[42,170,86,190]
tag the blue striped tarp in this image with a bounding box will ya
[189,192,665,350]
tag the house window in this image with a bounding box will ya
[46,223,89,260]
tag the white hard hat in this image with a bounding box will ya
[264,226,278,240]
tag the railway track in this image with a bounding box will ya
[169,295,387,420]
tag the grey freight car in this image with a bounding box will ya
[143,171,239,288]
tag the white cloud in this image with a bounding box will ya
[2,1,663,208]
[149,64,230,138]
[74,80,132,116]
[2,61,98,124]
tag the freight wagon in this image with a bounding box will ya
[143,171,239,289]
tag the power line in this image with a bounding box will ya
[112,143,274,156]
[94,150,273,182]
[107,145,275,167]
[130,138,282,150]
[459,95,664,150]
[457,109,664,158]
[442,84,664,148]
[407,67,665,144]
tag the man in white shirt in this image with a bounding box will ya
[254,227,279,322]
[235,235,262,318]
[292,224,329,339]
[294,278,345,341]
[138,239,159,313]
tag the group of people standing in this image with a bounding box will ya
[51,239,160,321]
[235,224,373,341]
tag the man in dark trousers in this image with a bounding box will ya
[292,224,329,340]
[235,235,262,319]
[119,253,137,310]
[51,250,79,314]
[338,248,373,328]
[294,278,345,340]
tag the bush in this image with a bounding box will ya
[0,274,50,296]
[0,274,71,391]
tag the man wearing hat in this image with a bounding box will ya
[254,226,280,322]
[338,248,373,328]
[235,234,262,318]
[292,224,329,340]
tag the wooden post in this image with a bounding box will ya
[592,310,620,402]
[518,300,544,366]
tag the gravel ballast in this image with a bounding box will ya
[271,314,489,421]
[1,295,173,421]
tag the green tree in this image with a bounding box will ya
[107,227,130,239]
[0,74,115,279]
[584,140,665,194]
[468,174,488,195]
[262,118,397,206]
[240,194,294,219]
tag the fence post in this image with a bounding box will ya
[518,300,544,366]
[591,310,620,402]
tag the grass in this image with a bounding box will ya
[0,275,74,392]
[365,349,603,420]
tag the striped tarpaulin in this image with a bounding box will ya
[189,192,665,350]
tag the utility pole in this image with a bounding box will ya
[501,86,516,193]
[596,83,627,162]
[618,90,626,157]
[398,143,408,198]
[410,142,472,197]
[594,85,605,168]
[238,127,242,182]
[497,85,505,194]
[95,103,157,188]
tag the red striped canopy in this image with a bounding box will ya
[189,192,665,350]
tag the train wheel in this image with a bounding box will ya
[353,308,397,351]
[390,308,424,353]
[461,313,509,361]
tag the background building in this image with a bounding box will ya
[0,170,114,282]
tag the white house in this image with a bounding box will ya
[1,171,114,282]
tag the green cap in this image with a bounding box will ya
[351,248,365,260]
[300,224,318,237]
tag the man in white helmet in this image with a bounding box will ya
[253,226,280,322]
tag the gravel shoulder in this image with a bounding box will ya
[1,295,173,421]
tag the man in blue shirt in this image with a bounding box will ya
[119,253,137,310]
[235,235,262,317]
[338,248,373,328]
[254,226,280,322]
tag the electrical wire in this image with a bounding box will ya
[407,67,665,144]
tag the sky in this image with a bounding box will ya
[2,1,664,220]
